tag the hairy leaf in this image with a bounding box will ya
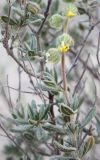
[53,141,76,152]
[80,107,96,129]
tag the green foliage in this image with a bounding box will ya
[79,136,95,157]
[53,140,76,152]
[60,103,77,116]
[1,16,17,25]
[79,107,96,129]
[50,0,59,15]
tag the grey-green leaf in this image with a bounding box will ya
[53,141,76,152]
[79,136,95,157]
[50,156,77,160]
[80,107,96,129]
[60,103,77,116]
[35,125,45,140]
[51,0,59,15]
[1,16,17,25]
[43,123,66,135]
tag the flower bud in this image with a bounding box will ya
[26,2,40,14]
[46,48,60,64]
[49,14,63,30]
[65,3,78,17]
[57,33,74,53]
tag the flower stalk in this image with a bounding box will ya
[61,18,69,100]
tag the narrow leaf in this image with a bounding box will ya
[53,141,76,152]
[60,103,77,116]
[80,107,96,129]
[79,136,95,157]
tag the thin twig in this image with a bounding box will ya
[17,63,22,102]
[37,0,52,35]
[0,122,29,158]
[96,30,100,66]
[36,0,52,71]
[58,20,100,85]
[73,53,90,96]
[7,75,13,109]
[67,20,100,76]
[70,49,99,80]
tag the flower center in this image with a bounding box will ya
[58,42,70,53]
[67,11,76,17]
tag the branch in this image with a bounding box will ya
[0,123,30,158]
[58,20,100,85]
[73,53,90,96]
[96,30,100,66]
[37,0,52,35]
[67,20,100,76]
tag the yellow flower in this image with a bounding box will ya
[58,41,70,53]
[57,33,74,53]
[67,10,76,17]
[65,3,78,18]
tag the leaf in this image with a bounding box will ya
[28,14,44,25]
[31,36,37,49]
[4,144,22,156]
[43,71,56,82]
[60,103,77,116]
[12,7,24,17]
[10,124,33,133]
[95,115,100,134]
[51,0,59,15]
[43,123,66,135]
[53,68,58,83]
[35,125,45,140]
[80,107,96,129]
[39,105,49,121]
[53,141,76,152]
[28,100,39,121]
[77,7,87,14]
[24,36,37,51]
[0,114,28,125]
[38,84,60,95]
[23,132,34,140]
[79,136,95,157]
[33,0,42,3]
[11,105,25,119]
[1,16,17,25]
[63,0,75,2]
[70,94,84,111]
[66,123,79,135]
[26,2,40,15]
[43,80,56,87]
[50,156,77,160]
